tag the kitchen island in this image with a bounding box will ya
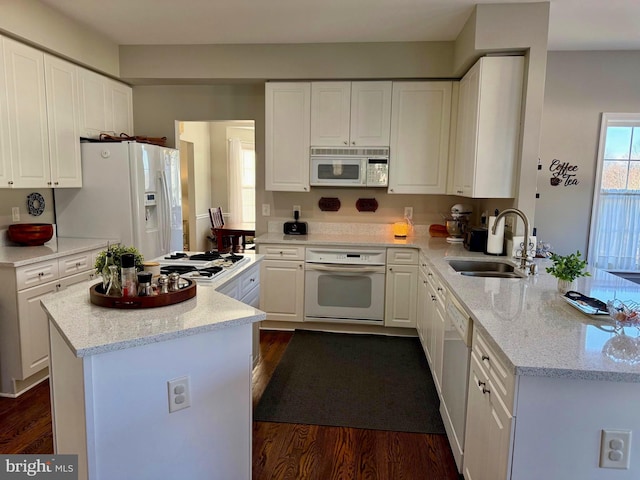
[41,255,265,480]
[256,225,640,480]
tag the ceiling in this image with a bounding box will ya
[39,0,640,51]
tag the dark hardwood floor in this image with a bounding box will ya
[0,329,460,480]
[0,379,53,454]
[252,330,460,480]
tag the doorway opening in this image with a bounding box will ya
[177,120,255,252]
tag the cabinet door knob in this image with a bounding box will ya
[482,355,490,362]
[478,380,486,388]
[343,141,348,145]
[8,181,14,185]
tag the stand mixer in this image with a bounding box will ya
[445,204,472,243]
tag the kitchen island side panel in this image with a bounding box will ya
[51,322,252,480]
[512,374,640,480]
[49,322,90,480]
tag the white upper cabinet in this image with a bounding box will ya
[44,55,82,188]
[388,81,452,194]
[0,37,11,187]
[265,82,311,192]
[78,68,133,139]
[449,56,524,198]
[108,79,134,136]
[2,37,50,188]
[310,82,351,146]
[0,36,88,188]
[311,81,392,147]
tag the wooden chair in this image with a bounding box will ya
[208,207,233,252]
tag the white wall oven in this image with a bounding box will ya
[304,247,386,324]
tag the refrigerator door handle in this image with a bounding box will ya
[158,171,171,253]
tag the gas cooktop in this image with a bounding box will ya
[157,251,249,283]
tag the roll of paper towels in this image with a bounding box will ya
[487,216,505,255]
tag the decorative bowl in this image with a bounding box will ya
[7,223,54,246]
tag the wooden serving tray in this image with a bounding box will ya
[89,280,196,309]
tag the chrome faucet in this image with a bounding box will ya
[492,208,532,272]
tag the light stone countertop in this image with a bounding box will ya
[41,254,265,358]
[256,231,640,382]
[0,237,114,267]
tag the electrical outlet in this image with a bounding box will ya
[404,207,413,220]
[12,207,20,222]
[293,205,301,216]
[167,376,191,413]
[262,204,271,216]
[600,429,632,469]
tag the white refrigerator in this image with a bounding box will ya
[55,142,183,260]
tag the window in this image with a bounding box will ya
[589,113,640,271]
[240,144,256,223]
[228,137,255,224]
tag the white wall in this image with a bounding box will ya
[0,189,54,231]
[179,122,212,251]
[537,51,640,257]
[0,0,119,76]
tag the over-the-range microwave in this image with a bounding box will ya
[310,147,389,187]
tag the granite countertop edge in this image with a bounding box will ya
[42,255,266,358]
[255,232,640,383]
[0,237,114,267]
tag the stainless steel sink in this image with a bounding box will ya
[447,259,525,278]
[460,271,524,279]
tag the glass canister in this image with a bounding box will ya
[101,250,114,291]
[105,264,122,296]
[121,253,137,297]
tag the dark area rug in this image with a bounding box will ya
[254,330,445,434]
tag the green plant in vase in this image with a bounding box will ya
[545,250,590,293]
[95,245,144,295]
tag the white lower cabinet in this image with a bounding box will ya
[258,245,305,322]
[463,330,515,480]
[417,260,429,359]
[216,261,261,365]
[0,251,100,396]
[385,248,418,328]
[427,276,446,393]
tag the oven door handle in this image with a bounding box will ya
[305,264,385,274]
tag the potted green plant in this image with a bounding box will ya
[545,250,590,293]
[95,245,144,274]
